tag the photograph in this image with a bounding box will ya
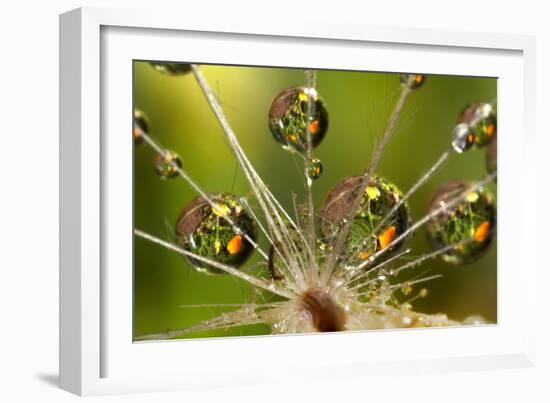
[132,61,497,341]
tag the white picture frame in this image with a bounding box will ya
[60,6,537,396]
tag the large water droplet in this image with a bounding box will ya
[458,102,497,148]
[426,180,496,264]
[319,175,411,264]
[268,86,328,153]
[175,193,257,274]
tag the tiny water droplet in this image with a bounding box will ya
[149,62,192,75]
[463,314,486,325]
[155,150,182,179]
[400,73,425,89]
[451,123,473,153]
[318,241,331,252]
[133,109,149,145]
[306,158,323,180]
[401,282,413,296]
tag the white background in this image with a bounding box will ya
[1,0,548,402]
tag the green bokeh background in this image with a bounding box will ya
[133,61,497,340]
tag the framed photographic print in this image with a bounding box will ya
[60,6,537,396]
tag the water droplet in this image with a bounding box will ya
[463,314,487,325]
[451,123,474,153]
[401,282,413,295]
[318,241,332,252]
[149,62,192,75]
[419,288,428,298]
[306,158,323,180]
[400,73,425,89]
[175,193,257,274]
[319,175,411,263]
[268,86,329,153]
[458,102,497,148]
[426,180,496,264]
[155,150,182,179]
[133,109,149,144]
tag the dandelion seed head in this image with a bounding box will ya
[133,64,497,341]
